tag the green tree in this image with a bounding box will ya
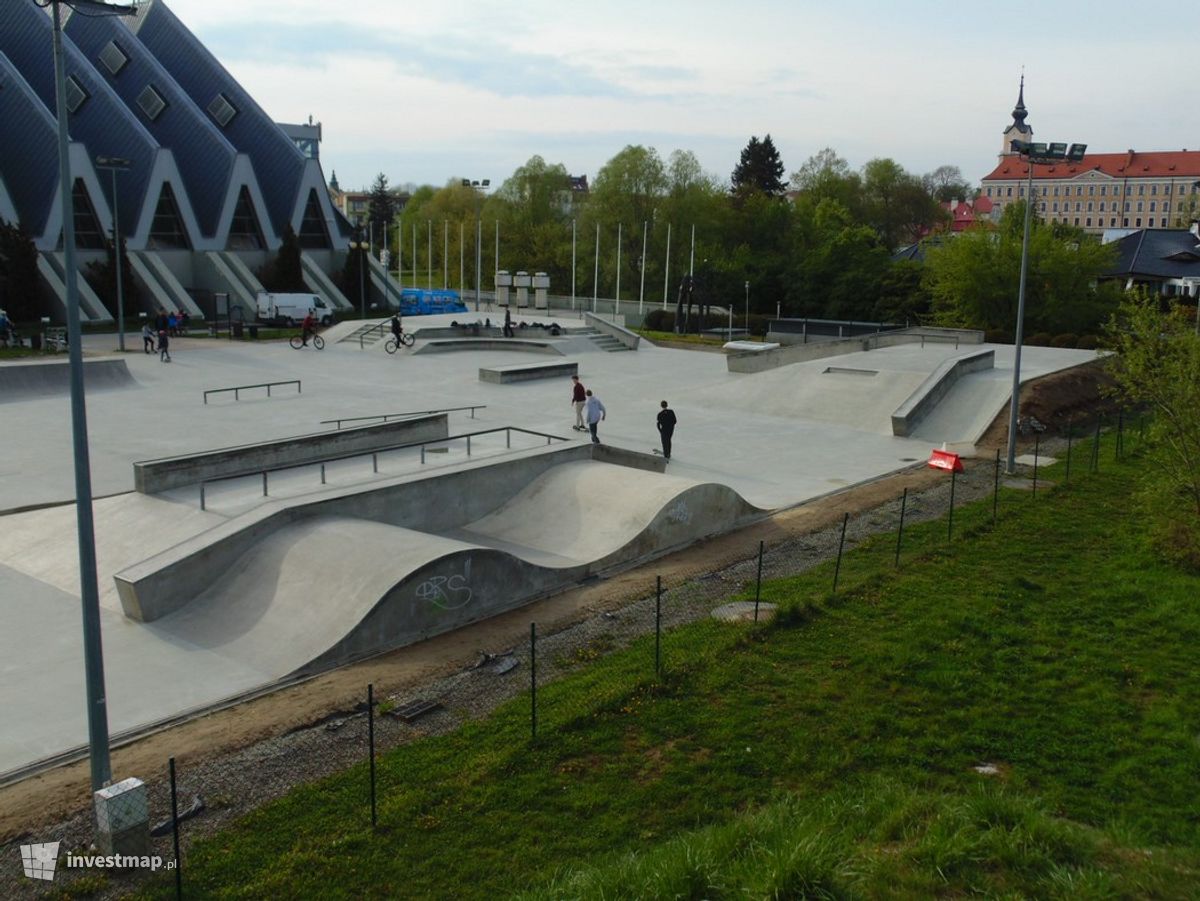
[860,158,943,250]
[264,225,304,292]
[585,145,668,299]
[1105,293,1200,568]
[731,134,786,196]
[0,220,44,321]
[789,147,863,216]
[367,172,396,243]
[787,198,890,319]
[84,232,139,315]
[922,164,972,203]
[924,202,1117,333]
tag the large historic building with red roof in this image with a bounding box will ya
[980,80,1200,235]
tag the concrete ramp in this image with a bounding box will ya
[0,357,136,403]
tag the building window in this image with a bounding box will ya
[1052,202,1059,212]
[1151,184,1158,195]
[985,187,993,197]
[70,179,106,250]
[297,189,331,248]
[1019,185,1025,197]
[1039,202,1046,212]
[64,75,88,113]
[1006,187,1013,197]
[1098,202,1105,212]
[1136,218,1142,227]
[1075,202,1081,212]
[147,182,190,249]
[137,84,167,121]
[1041,186,1048,196]
[1150,201,1157,212]
[1087,185,1094,196]
[227,186,265,250]
[1087,202,1093,212]
[1124,202,1130,212]
[1123,218,1129,226]
[1074,217,1080,225]
[1138,184,1145,195]
[1086,217,1092,226]
[1137,201,1144,212]
[1100,186,1107,196]
[98,41,128,76]
[1148,218,1156,227]
[1077,186,1084,196]
[207,93,238,128]
[1165,183,1173,194]
[1164,202,1171,213]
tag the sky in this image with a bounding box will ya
[161,0,1198,193]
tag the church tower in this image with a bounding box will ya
[1000,76,1032,155]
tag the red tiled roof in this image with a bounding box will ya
[982,149,1200,182]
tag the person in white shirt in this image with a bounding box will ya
[584,389,606,444]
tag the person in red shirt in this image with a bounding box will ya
[570,375,587,431]
[301,311,316,346]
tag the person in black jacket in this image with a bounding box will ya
[656,400,677,462]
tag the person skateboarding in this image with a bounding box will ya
[656,400,677,462]
[570,375,587,431]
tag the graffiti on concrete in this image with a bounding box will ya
[415,573,474,610]
[667,500,691,525]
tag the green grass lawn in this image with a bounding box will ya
[140,439,1200,899]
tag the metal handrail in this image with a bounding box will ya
[203,380,301,404]
[358,321,388,349]
[197,426,568,510]
[320,406,487,429]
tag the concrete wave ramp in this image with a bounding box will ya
[128,458,762,678]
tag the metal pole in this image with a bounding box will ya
[832,512,848,593]
[397,222,403,292]
[615,222,622,317]
[443,219,448,289]
[745,281,749,332]
[1032,433,1040,498]
[639,220,647,315]
[427,220,432,291]
[571,219,576,311]
[753,540,764,622]
[895,487,907,567]
[169,757,182,900]
[474,202,481,312]
[592,222,599,313]
[654,576,662,674]
[688,224,695,278]
[53,0,110,791]
[367,683,377,829]
[494,220,500,294]
[1006,156,1036,474]
[948,469,956,541]
[993,448,1000,524]
[662,222,671,310]
[1065,416,1073,484]
[412,223,417,302]
[458,221,464,292]
[530,622,537,741]
[106,166,126,352]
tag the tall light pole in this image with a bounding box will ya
[50,0,137,795]
[1006,138,1087,473]
[96,156,131,352]
[348,235,368,318]
[462,179,489,311]
[744,281,750,332]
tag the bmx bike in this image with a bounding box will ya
[384,332,415,353]
[289,333,324,350]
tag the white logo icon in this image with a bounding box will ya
[20,842,60,881]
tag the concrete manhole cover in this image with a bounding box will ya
[711,601,777,623]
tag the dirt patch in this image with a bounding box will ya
[0,361,1115,845]
[977,358,1120,448]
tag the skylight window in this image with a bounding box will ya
[98,40,128,75]
[137,84,166,121]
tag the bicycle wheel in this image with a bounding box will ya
[400,332,415,347]
[312,335,325,350]
[289,335,303,349]
[384,338,398,354]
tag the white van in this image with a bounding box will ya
[256,292,335,326]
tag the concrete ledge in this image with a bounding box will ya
[132,414,449,493]
[723,341,779,353]
[479,360,578,384]
[890,349,995,437]
[584,312,641,350]
[0,357,136,402]
[730,327,984,374]
[415,339,563,355]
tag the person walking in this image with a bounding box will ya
[503,307,514,338]
[142,323,155,353]
[157,329,171,362]
[656,400,677,462]
[570,374,587,431]
[584,389,606,444]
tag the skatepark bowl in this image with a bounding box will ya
[0,317,1101,779]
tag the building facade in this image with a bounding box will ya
[981,83,1200,235]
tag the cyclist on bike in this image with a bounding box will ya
[390,312,402,344]
[301,310,316,346]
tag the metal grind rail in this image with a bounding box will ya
[203,380,301,404]
[320,406,487,430]
[197,426,568,510]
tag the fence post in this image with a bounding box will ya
[262,471,268,497]
[993,448,1000,525]
[1065,417,1073,485]
[530,623,537,741]
[655,576,662,675]
[506,429,511,449]
[832,512,849,594]
[1116,409,1124,460]
[1032,432,1039,499]
[372,453,378,474]
[169,757,182,901]
[367,683,377,829]
[895,487,907,567]
[1091,418,1102,473]
[948,468,956,542]
[753,541,764,622]
[320,463,326,485]
[421,446,426,465]
[467,435,472,457]
[199,483,206,512]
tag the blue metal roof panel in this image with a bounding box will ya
[0,53,60,235]
[64,13,236,238]
[0,2,159,232]
[132,0,305,234]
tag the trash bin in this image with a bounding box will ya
[208,325,217,337]
[248,325,259,339]
[232,321,244,338]
[30,333,42,350]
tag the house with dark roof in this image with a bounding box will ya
[1103,225,1200,299]
[0,0,369,323]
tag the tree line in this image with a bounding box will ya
[357,137,1119,335]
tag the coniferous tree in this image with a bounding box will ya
[0,220,45,321]
[731,134,786,196]
[367,173,396,241]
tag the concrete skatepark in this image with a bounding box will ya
[0,312,1100,779]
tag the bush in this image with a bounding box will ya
[1050,333,1078,348]
[643,309,675,331]
[984,329,1013,344]
[1076,334,1099,350]
[1026,332,1053,347]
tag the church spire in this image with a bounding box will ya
[1000,74,1032,155]
[1011,74,1028,128]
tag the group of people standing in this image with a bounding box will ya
[569,374,676,461]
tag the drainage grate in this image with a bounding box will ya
[391,699,442,722]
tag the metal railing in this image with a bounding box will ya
[197,426,568,510]
[320,406,487,430]
[358,322,388,348]
[203,380,301,404]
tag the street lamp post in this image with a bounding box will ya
[95,156,131,352]
[744,281,750,332]
[348,237,368,318]
[462,179,489,311]
[1006,139,1087,474]
[50,0,137,795]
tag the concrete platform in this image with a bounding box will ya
[479,360,578,384]
[0,314,1099,777]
